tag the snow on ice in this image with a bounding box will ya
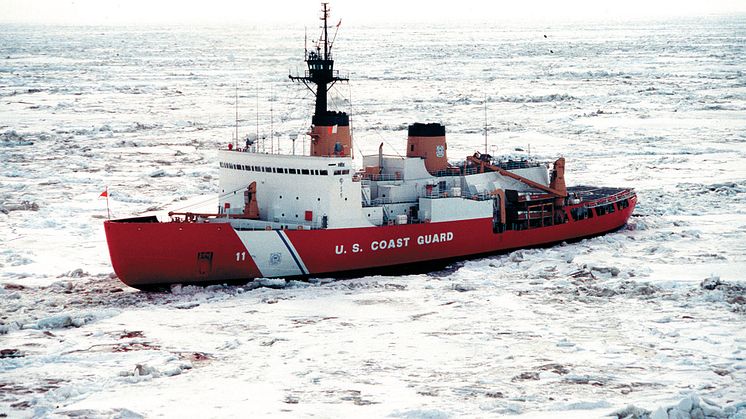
[2,15,746,418]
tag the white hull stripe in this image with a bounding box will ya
[236,230,304,277]
[277,231,309,275]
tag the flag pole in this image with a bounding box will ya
[105,186,110,220]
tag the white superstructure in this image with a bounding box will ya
[217,148,553,231]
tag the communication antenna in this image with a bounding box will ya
[483,94,488,155]
[349,78,355,156]
[270,84,274,154]
[322,3,329,59]
[256,84,261,152]
[329,18,342,54]
[235,83,239,144]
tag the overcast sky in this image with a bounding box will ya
[1,0,745,25]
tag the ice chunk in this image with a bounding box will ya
[701,275,722,290]
[667,408,688,419]
[161,365,182,377]
[556,338,575,347]
[699,402,726,418]
[36,314,73,329]
[134,364,160,377]
[255,278,287,289]
[651,407,668,419]
[389,409,451,418]
[678,396,693,412]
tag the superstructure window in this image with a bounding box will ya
[289,168,297,174]
[301,169,310,175]
[597,203,615,216]
[570,207,592,221]
[320,170,328,175]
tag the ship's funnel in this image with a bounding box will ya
[309,111,351,157]
[406,123,448,174]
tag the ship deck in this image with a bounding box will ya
[568,186,634,205]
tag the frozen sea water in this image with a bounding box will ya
[1,15,746,418]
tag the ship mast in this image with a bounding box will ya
[289,3,352,157]
[290,2,348,118]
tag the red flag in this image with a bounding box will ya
[99,190,108,198]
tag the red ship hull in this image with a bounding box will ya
[104,195,636,288]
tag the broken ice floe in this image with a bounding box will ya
[119,358,193,381]
[611,393,746,419]
[0,200,39,214]
[33,309,121,330]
